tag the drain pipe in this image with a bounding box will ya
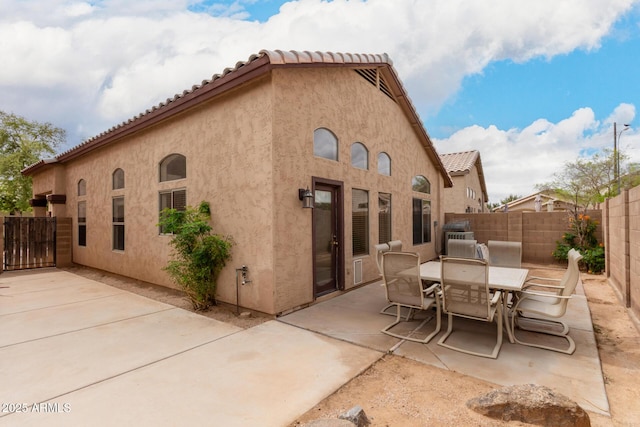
[234,265,251,314]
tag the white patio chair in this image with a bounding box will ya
[375,243,397,317]
[381,251,441,344]
[447,239,478,258]
[476,243,489,260]
[509,249,583,354]
[374,243,390,277]
[438,256,503,359]
[388,240,403,251]
[488,240,522,268]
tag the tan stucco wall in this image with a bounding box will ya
[444,164,484,213]
[270,67,442,313]
[444,175,466,213]
[30,67,446,315]
[34,76,278,313]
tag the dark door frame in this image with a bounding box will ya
[312,177,344,297]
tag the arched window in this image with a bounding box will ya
[378,152,391,176]
[313,128,338,161]
[160,154,186,182]
[351,142,368,170]
[412,175,430,194]
[112,168,125,190]
[78,179,86,196]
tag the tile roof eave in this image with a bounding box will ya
[22,49,453,188]
[378,68,452,188]
[54,53,272,166]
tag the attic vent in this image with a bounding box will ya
[355,69,395,101]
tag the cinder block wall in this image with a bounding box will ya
[604,187,640,323]
[444,210,603,265]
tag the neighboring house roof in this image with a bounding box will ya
[492,191,578,212]
[22,49,453,187]
[439,150,488,201]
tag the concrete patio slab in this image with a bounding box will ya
[0,269,381,427]
[0,269,124,315]
[279,279,610,416]
[1,292,177,346]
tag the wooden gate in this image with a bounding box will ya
[3,217,56,271]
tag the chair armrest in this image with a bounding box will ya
[525,276,561,283]
[422,282,440,295]
[382,278,398,287]
[523,282,564,290]
[519,289,571,300]
[490,290,502,305]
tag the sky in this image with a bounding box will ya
[2,0,640,204]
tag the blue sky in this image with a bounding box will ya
[1,0,639,203]
[426,29,640,139]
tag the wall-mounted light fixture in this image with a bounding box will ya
[298,187,314,209]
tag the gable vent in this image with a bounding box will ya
[355,69,395,102]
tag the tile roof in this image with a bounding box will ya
[439,150,488,200]
[22,49,451,187]
[439,150,479,175]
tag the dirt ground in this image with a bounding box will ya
[66,265,640,427]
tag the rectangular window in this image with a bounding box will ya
[78,201,86,247]
[412,198,431,245]
[378,193,391,244]
[113,196,125,251]
[159,189,187,233]
[352,189,369,256]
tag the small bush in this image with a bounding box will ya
[553,213,604,273]
[582,246,605,274]
[158,201,233,310]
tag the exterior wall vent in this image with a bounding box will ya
[355,69,395,101]
[353,259,363,285]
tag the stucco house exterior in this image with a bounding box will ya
[491,191,576,212]
[439,150,488,213]
[23,50,452,316]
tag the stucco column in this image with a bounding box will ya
[46,194,67,217]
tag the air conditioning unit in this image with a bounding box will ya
[445,231,475,255]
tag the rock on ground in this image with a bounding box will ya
[467,384,590,427]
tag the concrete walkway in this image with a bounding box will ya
[0,269,381,427]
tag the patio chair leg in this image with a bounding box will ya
[380,304,413,321]
[509,312,576,355]
[437,304,502,359]
[381,302,441,345]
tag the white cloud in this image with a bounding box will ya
[62,2,95,17]
[0,0,636,149]
[434,105,639,204]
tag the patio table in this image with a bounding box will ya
[420,260,529,343]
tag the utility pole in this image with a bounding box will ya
[614,122,631,195]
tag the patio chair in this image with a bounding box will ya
[388,240,403,251]
[375,243,397,317]
[381,251,441,344]
[508,249,583,354]
[488,240,522,268]
[374,243,391,277]
[447,239,478,258]
[437,256,503,358]
[476,243,489,260]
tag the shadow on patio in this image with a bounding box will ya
[278,265,609,416]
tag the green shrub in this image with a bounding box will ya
[553,213,604,273]
[582,246,605,274]
[158,201,233,310]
